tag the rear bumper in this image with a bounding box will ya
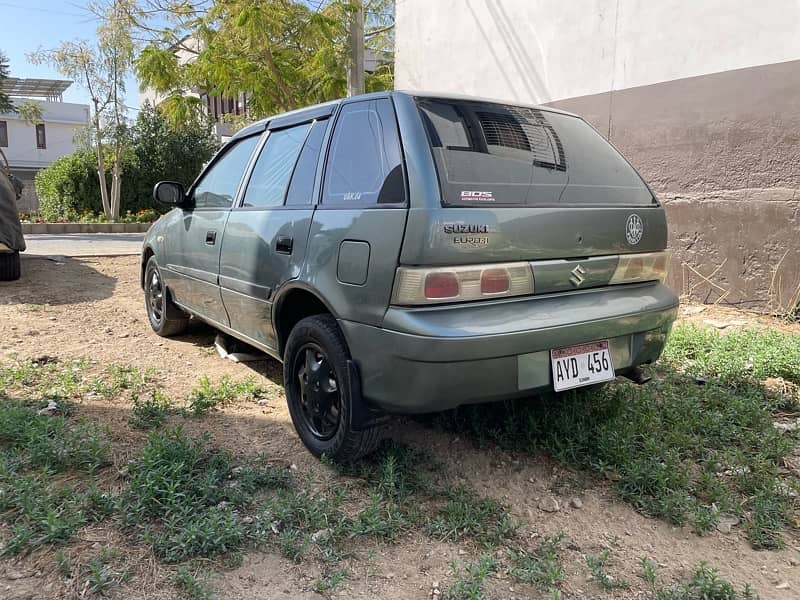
[339,282,678,413]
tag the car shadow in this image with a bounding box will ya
[171,321,284,388]
[0,256,117,306]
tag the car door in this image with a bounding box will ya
[163,134,260,325]
[218,117,330,353]
[302,97,409,327]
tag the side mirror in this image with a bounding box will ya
[153,181,187,207]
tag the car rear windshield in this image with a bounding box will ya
[416,98,655,207]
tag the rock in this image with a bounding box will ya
[694,376,707,385]
[682,305,706,315]
[774,420,800,433]
[311,528,333,543]
[717,514,740,534]
[538,496,560,513]
[776,581,790,590]
[570,497,583,509]
[37,399,61,416]
[290,463,298,471]
[789,557,799,567]
[458,549,467,555]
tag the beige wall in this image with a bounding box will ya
[396,0,800,311]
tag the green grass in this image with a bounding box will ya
[506,533,565,591]
[129,390,173,429]
[89,364,155,398]
[315,568,348,596]
[122,426,289,561]
[186,375,264,416]
[586,550,628,591]
[174,567,215,600]
[431,324,800,549]
[425,485,516,546]
[657,563,757,599]
[444,554,496,600]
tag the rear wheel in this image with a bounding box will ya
[0,251,20,281]
[284,314,383,462]
[144,256,189,337]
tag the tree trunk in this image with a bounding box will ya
[110,144,122,221]
[93,104,111,219]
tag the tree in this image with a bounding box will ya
[29,1,133,221]
[129,0,394,127]
[0,51,13,114]
[126,101,217,202]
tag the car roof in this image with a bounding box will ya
[396,90,579,117]
[230,90,579,141]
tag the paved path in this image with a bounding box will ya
[22,233,145,257]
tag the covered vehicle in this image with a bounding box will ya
[0,167,25,281]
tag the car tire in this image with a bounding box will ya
[144,256,189,337]
[284,314,383,463]
[0,251,20,281]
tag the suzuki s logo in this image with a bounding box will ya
[626,214,644,245]
[570,264,588,287]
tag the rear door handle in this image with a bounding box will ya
[206,230,217,245]
[276,235,293,255]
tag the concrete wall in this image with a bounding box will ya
[395,0,800,311]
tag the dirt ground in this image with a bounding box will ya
[1,255,799,599]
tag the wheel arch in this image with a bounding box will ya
[140,246,155,290]
[273,283,338,359]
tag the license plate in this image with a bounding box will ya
[550,341,615,392]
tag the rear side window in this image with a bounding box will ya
[417,98,654,207]
[242,123,310,208]
[323,98,405,206]
[286,119,328,205]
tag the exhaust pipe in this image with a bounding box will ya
[624,366,651,385]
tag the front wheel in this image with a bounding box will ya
[284,314,383,462]
[144,256,189,337]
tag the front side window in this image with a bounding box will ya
[0,121,8,147]
[35,123,46,149]
[192,135,259,208]
[323,98,405,206]
[241,123,310,208]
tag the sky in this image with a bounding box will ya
[1,0,140,110]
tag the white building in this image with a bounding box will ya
[395,0,800,310]
[0,78,90,212]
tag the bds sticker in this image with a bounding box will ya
[460,190,495,202]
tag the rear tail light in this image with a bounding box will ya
[610,251,670,285]
[392,262,534,305]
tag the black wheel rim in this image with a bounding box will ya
[294,343,341,441]
[146,267,164,325]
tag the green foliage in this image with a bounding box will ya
[444,554,496,600]
[425,485,516,546]
[129,390,173,429]
[586,550,628,591]
[174,567,215,600]
[133,0,395,126]
[187,375,264,417]
[0,50,13,113]
[34,104,216,221]
[430,324,800,549]
[657,564,757,600]
[122,427,288,560]
[506,534,565,591]
[35,150,114,221]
